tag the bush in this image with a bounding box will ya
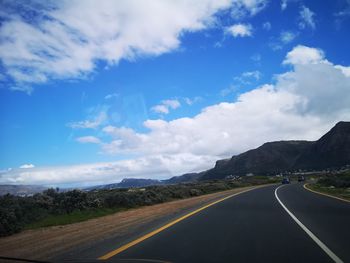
[318,173,350,188]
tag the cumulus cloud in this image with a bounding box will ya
[335,65,350,77]
[280,46,350,117]
[101,86,325,158]
[19,164,35,169]
[283,45,324,65]
[0,0,237,90]
[99,45,350,158]
[151,99,181,114]
[1,154,215,187]
[226,23,253,37]
[2,45,349,186]
[299,5,316,29]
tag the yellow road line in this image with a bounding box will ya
[98,186,263,260]
[303,184,350,203]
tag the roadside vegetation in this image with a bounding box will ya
[307,171,350,201]
[0,176,278,237]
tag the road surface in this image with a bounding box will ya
[58,183,350,263]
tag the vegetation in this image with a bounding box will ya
[308,171,350,201]
[0,176,277,237]
[25,208,123,229]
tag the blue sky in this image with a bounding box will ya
[1,0,350,187]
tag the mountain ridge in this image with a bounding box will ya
[2,121,349,193]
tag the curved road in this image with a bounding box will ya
[59,183,350,263]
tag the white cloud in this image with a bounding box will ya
[99,45,350,159]
[0,154,215,187]
[231,0,268,20]
[151,99,181,114]
[67,111,107,129]
[19,164,35,169]
[2,45,350,186]
[262,22,271,31]
[76,136,101,144]
[226,23,253,38]
[335,65,350,77]
[0,0,236,90]
[299,5,316,30]
[280,31,297,44]
[283,45,324,65]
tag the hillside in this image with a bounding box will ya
[293,121,350,170]
[86,121,350,188]
[87,178,162,190]
[0,185,47,196]
[201,121,350,180]
[201,141,312,180]
[7,121,348,193]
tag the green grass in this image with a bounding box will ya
[24,208,125,229]
[308,184,350,201]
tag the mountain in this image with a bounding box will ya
[117,178,162,188]
[87,178,162,190]
[293,121,350,170]
[0,185,47,196]
[201,141,312,180]
[201,121,350,180]
[164,172,203,184]
[87,121,350,188]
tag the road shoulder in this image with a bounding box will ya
[304,183,350,203]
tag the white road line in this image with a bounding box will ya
[275,185,343,263]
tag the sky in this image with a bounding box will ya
[0,0,350,187]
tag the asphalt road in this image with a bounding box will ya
[59,183,350,263]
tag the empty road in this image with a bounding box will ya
[58,183,350,263]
